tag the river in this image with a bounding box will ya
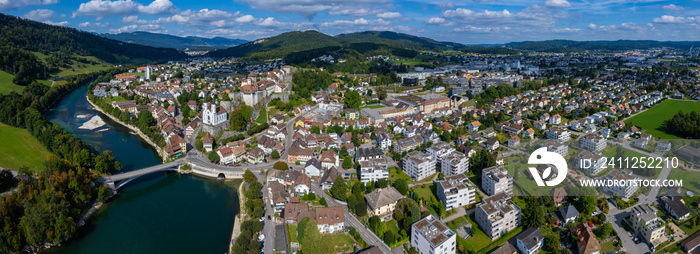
[44,84,239,253]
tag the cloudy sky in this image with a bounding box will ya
[2,0,700,44]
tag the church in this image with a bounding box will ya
[202,102,229,130]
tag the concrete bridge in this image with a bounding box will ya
[100,160,183,190]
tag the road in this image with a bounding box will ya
[309,184,394,254]
[262,179,278,254]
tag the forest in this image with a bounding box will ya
[0,70,122,252]
[667,110,700,139]
[0,13,185,64]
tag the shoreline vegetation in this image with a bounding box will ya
[86,95,168,161]
[229,181,247,254]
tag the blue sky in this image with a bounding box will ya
[2,0,700,44]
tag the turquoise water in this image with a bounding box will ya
[45,84,239,254]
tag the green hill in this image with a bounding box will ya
[101,31,248,50]
[0,13,185,64]
[206,30,519,61]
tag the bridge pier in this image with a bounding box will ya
[106,182,117,194]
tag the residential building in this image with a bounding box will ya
[580,134,606,152]
[660,195,691,221]
[558,205,580,225]
[404,151,436,181]
[546,126,570,142]
[574,151,606,175]
[440,151,469,176]
[475,192,521,239]
[681,231,700,253]
[202,132,214,152]
[516,228,544,254]
[394,135,425,153]
[320,166,339,190]
[629,205,666,247]
[426,142,456,162]
[482,166,513,196]
[411,214,457,254]
[304,158,322,177]
[365,187,404,221]
[541,140,568,157]
[551,187,567,206]
[436,174,476,210]
[571,223,601,254]
[319,150,339,169]
[600,170,638,199]
[359,157,389,184]
[287,145,313,164]
[316,206,345,234]
[508,136,520,148]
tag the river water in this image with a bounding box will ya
[44,84,239,254]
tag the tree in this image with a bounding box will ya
[137,110,155,130]
[230,108,247,131]
[300,219,326,254]
[376,179,388,188]
[356,201,368,217]
[342,158,353,169]
[522,197,545,229]
[344,90,362,109]
[243,170,256,183]
[208,151,220,163]
[393,179,408,195]
[0,169,17,192]
[544,234,560,252]
[330,177,347,201]
[339,147,349,157]
[577,196,597,216]
[597,223,614,238]
[270,150,280,159]
[369,215,384,236]
[320,198,328,207]
[384,230,395,245]
[310,126,321,134]
[273,161,288,171]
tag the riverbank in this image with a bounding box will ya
[86,96,168,161]
[229,181,247,254]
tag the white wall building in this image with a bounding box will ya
[404,151,436,181]
[411,214,457,254]
[437,174,476,210]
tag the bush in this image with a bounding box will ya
[208,151,220,163]
[273,161,289,171]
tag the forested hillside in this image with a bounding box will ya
[506,39,700,52]
[102,32,247,50]
[207,30,519,61]
[0,13,185,64]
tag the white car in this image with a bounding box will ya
[257,234,265,242]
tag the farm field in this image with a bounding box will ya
[0,122,52,171]
[624,99,700,139]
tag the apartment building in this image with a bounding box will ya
[574,151,606,175]
[436,174,476,210]
[404,151,437,181]
[475,192,521,239]
[629,205,666,247]
[541,140,568,157]
[546,126,571,142]
[411,214,457,254]
[440,151,469,176]
[580,134,606,152]
[482,166,513,196]
[426,141,456,162]
[600,170,638,199]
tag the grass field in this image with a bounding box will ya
[0,71,25,95]
[624,100,700,139]
[600,240,616,253]
[360,104,385,109]
[55,55,113,77]
[667,167,700,196]
[389,167,412,182]
[256,107,268,124]
[104,96,128,103]
[0,122,52,171]
[287,224,298,243]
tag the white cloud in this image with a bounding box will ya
[320,18,390,28]
[24,9,55,21]
[234,15,256,23]
[78,21,109,28]
[652,15,696,24]
[109,23,161,33]
[44,20,70,26]
[73,0,177,18]
[661,4,684,12]
[237,0,392,19]
[425,17,454,26]
[588,22,653,32]
[137,0,177,15]
[436,2,455,10]
[0,0,57,11]
[439,5,564,28]
[453,25,505,33]
[377,12,401,19]
[544,0,571,8]
[441,8,475,19]
[552,27,581,32]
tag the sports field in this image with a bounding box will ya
[624,100,700,139]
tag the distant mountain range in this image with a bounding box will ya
[505,40,700,53]
[205,30,519,61]
[0,13,185,64]
[101,32,248,50]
